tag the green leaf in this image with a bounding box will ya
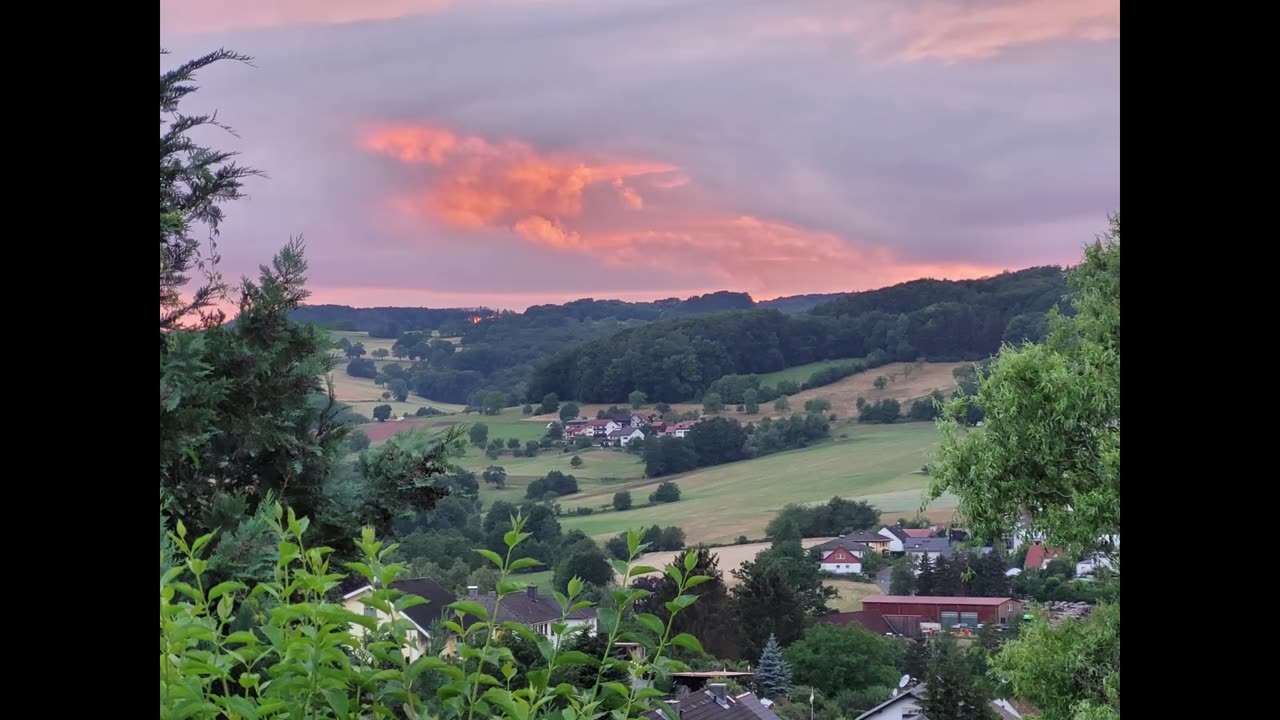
[322,689,350,720]
[597,608,619,633]
[508,558,543,572]
[567,575,583,599]
[447,600,490,621]
[635,613,665,637]
[497,580,526,596]
[627,528,641,556]
[396,594,428,611]
[684,574,713,589]
[669,633,705,654]
[603,681,631,699]
[501,621,539,645]
[684,551,698,571]
[206,581,246,602]
[628,565,659,577]
[553,651,597,667]
[475,549,504,569]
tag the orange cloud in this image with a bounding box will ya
[363,123,677,232]
[890,0,1120,62]
[363,123,1003,299]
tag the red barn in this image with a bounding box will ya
[861,596,1021,630]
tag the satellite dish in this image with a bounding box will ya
[899,674,911,688]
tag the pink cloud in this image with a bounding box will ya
[890,0,1120,62]
[161,0,455,35]
[361,123,1008,300]
[362,124,677,232]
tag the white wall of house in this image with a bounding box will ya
[878,527,905,553]
[820,561,862,574]
[342,589,431,662]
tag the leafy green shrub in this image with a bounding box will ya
[161,506,711,719]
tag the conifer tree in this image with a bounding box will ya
[755,633,792,700]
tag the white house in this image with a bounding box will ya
[855,683,1022,720]
[819,546,863,574]
[467,586,597,647]
[607,427,645,447]
[341,577,456,662]
[878,526,906,553]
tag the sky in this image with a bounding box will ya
[161,0,1119,312]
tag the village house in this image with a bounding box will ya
[463,585,597,645]
[605,427,645,447]
[1023,542,1068,571]
[879,525,942,553]
[854,683,1024,720]
[644,683,781,720]
[819,545,863,574]
[664,420,699,438]
[341,577,457,661]
[902,536,955,564]
[814,531,893,557]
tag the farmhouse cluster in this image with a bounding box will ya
[560,410,704,447]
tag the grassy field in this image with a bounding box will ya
[825,579,884,612]
[620,538,832,586]
[754,358,861,387]
[555,422,954,544]
[788,361,966,416]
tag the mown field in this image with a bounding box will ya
[324,332,961,538]
[554,422,954,545]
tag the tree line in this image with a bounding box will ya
[528,266,1066,403]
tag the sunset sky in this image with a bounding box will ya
[160,0,1119,311]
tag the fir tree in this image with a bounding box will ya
[921,635,996,720]
[755,633,792,700]
[916,554,936,596]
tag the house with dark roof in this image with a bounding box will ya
[606,427,645,447]
[342,577,457,661]
[464,585,597,645]
[642,684,781,720]
[854,683,1023,720]
[901,536,954,562]
[814,532,892,556]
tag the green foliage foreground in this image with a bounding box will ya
[161,507,711,719]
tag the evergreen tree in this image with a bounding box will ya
[921,635,996,720]
[901,636,929,683]
[890,557,917,595]
[755,633,792,700]
[916,554,936,596]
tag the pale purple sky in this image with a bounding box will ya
[161,0,1119,311]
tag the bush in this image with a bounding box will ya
[559,402,580,422]
[347,430,371,452]
[372,404,392,422]
[649,481,681,503]
[507,437,522,449]
[613,491,633,511]
[803,397,832,414]
[858,398,901,424]
[415,405,444,417]
[527,470,579,499]
[162,506,711,720]
[345,358,377,378]
[521,403,534,415]
[570,455,583,468]
[539,392,560,414]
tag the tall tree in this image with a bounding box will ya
[890,557,917,596]
[160,49,260,332]
[784,623,901,700]
[755,633,792,700]
[635,547,741,658]
[929,216,1120,553]
[921,635,997,720]
[915,554,936,596]
[994,604,1120,720]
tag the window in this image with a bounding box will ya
[364,606,377,618]
[940,611,959,630]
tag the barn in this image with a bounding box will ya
[860,595,1021,630]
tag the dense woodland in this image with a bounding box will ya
[308,267,1065,407]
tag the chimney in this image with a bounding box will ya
[707,683,728,706]
[526,585,538,601]
[466,585,478,596]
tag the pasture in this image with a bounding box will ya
[556,422,954,545]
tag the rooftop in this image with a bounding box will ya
[862,595,1015,607]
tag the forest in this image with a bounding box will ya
[528,266,1066,403]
